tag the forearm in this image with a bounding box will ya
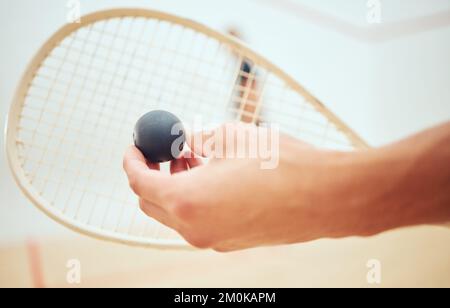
[331,122,450,237]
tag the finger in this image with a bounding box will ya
[170,157,189,174]
[185,152,203,169]
[187,123,254,159]
[147,161,160,170]
[139,199,176,230]
[123,146,171,204]
[186,129,216,158]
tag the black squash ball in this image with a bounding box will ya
[134,110,186,163]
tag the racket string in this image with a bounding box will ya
[33,53,235,120]
[111,18,161,233]
[56,21,114,216]
[80,17,139,227]
[25,30,80,184]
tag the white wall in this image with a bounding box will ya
[372,27,450,143]
[0,0,449,244]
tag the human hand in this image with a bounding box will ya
[123,122,450,252]
[123,123,357,251]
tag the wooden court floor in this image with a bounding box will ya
[0,225,449,288]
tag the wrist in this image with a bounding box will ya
[283,144,375,240]
[289,123,450,242]
[320,143,437,239]
[314,148,399,239]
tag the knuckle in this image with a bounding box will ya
[138,198,147,210]
[358,230,381,238]
[186,237,211,249]
[183,232,213,249]
[122,154,132,172]
[128,176,141,196]
[171,200,198,222]
[213,246,233,253]
[138,199,153,217]
[122,156,127,171]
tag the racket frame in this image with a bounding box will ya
[5,8,369,248]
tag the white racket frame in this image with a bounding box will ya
[5,8,370,249]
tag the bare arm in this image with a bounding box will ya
[334,122,450,236]
[123,122,450,252]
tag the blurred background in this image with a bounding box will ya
[0,0,449,287]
